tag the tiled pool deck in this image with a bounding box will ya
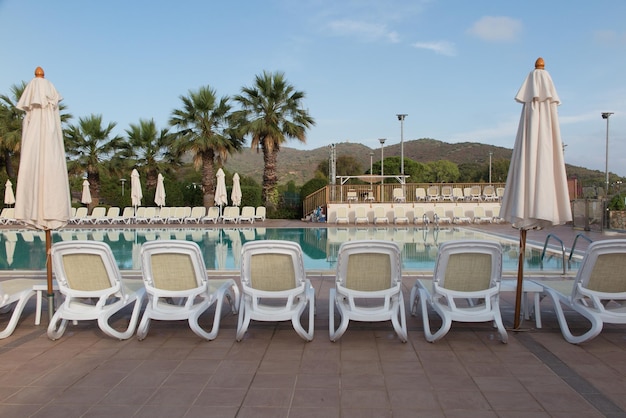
[1,221,625,417]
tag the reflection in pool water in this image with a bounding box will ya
[0,226,576,272]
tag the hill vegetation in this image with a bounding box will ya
[225,138,613,188]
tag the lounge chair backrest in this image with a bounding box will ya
[393,188,404,199]
[434,240,502,291]
[415,188,426,200]
[576,240,626,294]
[107,207,120,218]
[453,206,464,217]
[206,206,219,218]
[241,241,305,291]
[255,206,266,218]
[74,207,88,218]
[91,207,106,218]
[394,206,406,217]
[427,186,439,197]
[142,241,206,291]
[336,240,401,291]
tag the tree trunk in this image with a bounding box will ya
[262,146,279,209]
[201,151,216,209]
[4,150,15,178]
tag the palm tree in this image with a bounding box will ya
[65,114,126,205]
[169,86,244,208]
[125,119,177,189]
[0,82,72,178]
[234,71,315,209]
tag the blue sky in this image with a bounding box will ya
[1,0,625,176]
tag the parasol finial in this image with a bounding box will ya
[535,57,544,70]
[35,67,45,78]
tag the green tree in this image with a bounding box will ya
[316,155,363,178]
[125,119,177,189]
[234,71,315,209]
[426,160,460,183]
[169,86,245,208]
[65,114,125,205]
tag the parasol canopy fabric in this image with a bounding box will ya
[214,168,228,207]
[155,173,166,207]
[500,58,572,229]
[4,180,15,206]
[131,169,143,208]
[81,179,92,205]
[14,70,71,230]
[231,173,242,207]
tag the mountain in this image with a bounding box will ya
[224,138,605,186]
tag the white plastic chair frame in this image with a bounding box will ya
[237,240,314,341]
[534,239,626,344]
[138,240,240,341]
[0,278,47,338]
[48,241,145,340]
[410,240,507,343]
[330,240,407,342]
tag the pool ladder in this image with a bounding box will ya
[540,233,592,274]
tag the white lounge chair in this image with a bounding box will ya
[184,206,206,224]
[473,206,492,224]
[0,208,17,225]
[426,186,440,201]
[329,240,407,342]
[373,206,389,224]
[452,187,464,201]
[98,206,120,224]
[237,240,314,341]
[222,206,240,223]
[354,206,369,224]
[48,241,145,340]
[433,206,452,224]
[483,185,497,201]
[0,278,47,338]
[410,240,507,343]
[70,207,88,224]
[470,185,482,201]
[138,240,240,341]
[440,186,453,202]
[202,206,220,223]
[347,190,358,203]
[167,206,188,224]
[335,206,349,224]
[85,207,107,224]
[452,206,471,224]
[413,206,429,225]
[254,206,266,222]
[238,206,256,224]
[393,206,409,225]
[415,187,427,202]
[392,188,406,203]
[114,207,135,224]
[533,239,626,344]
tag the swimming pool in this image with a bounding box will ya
[0,226,578,273]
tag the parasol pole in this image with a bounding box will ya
[45,229,55,320]
[513,228,527,329]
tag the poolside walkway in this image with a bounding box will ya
[1,221,625,417]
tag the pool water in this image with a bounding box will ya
[0,226,577,272]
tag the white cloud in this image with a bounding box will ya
[412,40,456,56]
[467,16,522,42]
[326,19,400,43]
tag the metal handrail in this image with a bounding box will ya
[569,233,593,261]
[541,233,566,275]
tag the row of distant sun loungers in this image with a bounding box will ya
[64,205,267,225]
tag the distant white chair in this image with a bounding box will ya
[48,241,145,340]
[373,206,389,224]
[496,187,505,201]
[452,206,471,224]
[329,240,407,342]
[100,206,120,224]
[410,240,507,343]
[138,240,240,341]
[415,187,427,201]
[70,207,88,224]
[364,191,375,202]
[473,206,492,224]
[335,206,349,224]
[354,206,369,224]
[0,207,17,225]
[114,207,135,224]
[347,190,358,203]
[533,239,626,344]
[167,206,188,224]
[237,240,314,341]
[433,206,452,224]
[463,187,473,201]
[85,207,107,224]
[470,185,482,201]
[0,278,46,338]
[238,206,256,224]
[184,206,206,224]
[426,186,440,201]
[440,186,453,201]
[483,185,497,201]
[393,206,409,225]
[254,206,266,222]
[222,206,240,223]
[392,188,406,203]
[202,206,220,223]
[413,206,429,225]
[452,187,464,201]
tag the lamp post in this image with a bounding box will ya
[489,151,493,184]
[369,151,374,190]
[120,178,126,196]
[602,112,614,196]
[397,114,407,176]
[379,138,386,185]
